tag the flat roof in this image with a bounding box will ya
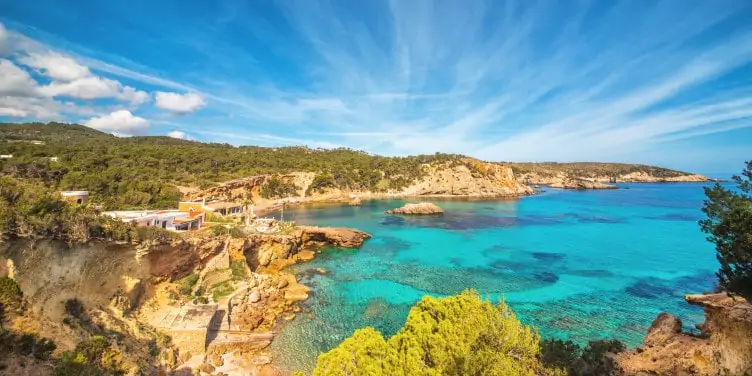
[205,201,243,210]
[60,191,89,196]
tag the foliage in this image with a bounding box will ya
[700,161,752,300]
[509,162,692,179]
[230,261,247,279]
[177,273,199,296]
[540,339,626,376]
[306,173,337,195]
[311,290,556,376]
[1,122,461,209]
[0,330,57,360]
[260,176,300,199]
[210,281,234,302]
[54,335,125,376]
[0,176,178,244]
[0,277,22,309]
[64,298,85,319]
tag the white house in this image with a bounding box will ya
[0,154,12,159]
[60,191,90,204]
[50,157,59,162]
[103,210,204,231]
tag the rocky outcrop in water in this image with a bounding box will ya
[615,293,752,376]
[386,202,445,215]
[549,178,618,190]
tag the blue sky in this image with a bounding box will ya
[0,0,751,173]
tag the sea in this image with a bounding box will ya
[269,182,728,373]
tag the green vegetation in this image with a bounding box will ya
[54,335,125,376]
[540,339,625,376]
[260,176,300,199]
[0,277,22,309]
[0,122,460,209]
[230,261,247,279]
[210,281,234,302]
[310,290,561,376]
[177,273,199,296]
[700,161,752,300]
[306,173,337,195]
[509,162,692,179]
[0,176,179,244]
[0,330,57,361]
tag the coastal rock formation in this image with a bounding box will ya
[515,163,711,187]
[549,178,617,190]
[348,197,363,206]
[386,202,445,215]
[615,293,752,376]
[299,226,372,248]
[226,273,306,332]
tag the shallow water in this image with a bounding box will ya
[270,183,723,373]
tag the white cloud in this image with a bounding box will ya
[19,52,90,81]
[0,107,28,117]
[84,110,148,133]
[0,23,10,54]
[0,59,40,96]
[155,92,205,114]
[167,130,188,139]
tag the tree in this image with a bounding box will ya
[700,161,752,300]
[310,290,559,376]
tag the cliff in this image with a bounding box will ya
[0,225,370,375]
[512,162,710,187]
[615,293,752,376]
[186,158,534,205]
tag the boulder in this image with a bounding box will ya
[386,202,444,215]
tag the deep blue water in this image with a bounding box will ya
[270,183,723,372]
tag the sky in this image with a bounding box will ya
[0,0,751,173]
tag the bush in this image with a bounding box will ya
[230,261,247,279]
[260,176,300,199]
[177,274,199,296]
[700,161,752,300]
[64,298,85,318]
[540,339,625,376]
[0,277,22,308]
[310,290,557,376]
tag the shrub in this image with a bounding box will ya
[177,274,199,296]
[0,277,22,308]
[700,161,752,300]
[311,290,556,376]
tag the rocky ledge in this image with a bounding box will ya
[615,293,752,375]
[298,226,372,248]
[549,178,617,190]
[386,202,444,215]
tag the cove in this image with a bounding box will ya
[270,183,722,373]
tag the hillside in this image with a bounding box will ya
[510,162,710,184]
[0,122,707,209]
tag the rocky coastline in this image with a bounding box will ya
[615,293,752,375]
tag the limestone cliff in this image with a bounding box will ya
[186,158,534,204]
[513,162,711,188]
[615,293,752,376]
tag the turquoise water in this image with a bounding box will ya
[271,183,723,372]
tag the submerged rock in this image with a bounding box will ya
[386,202,444,215]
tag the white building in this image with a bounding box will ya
[103,210,204,231]
[50,157,59,162]
[0,155,12,159]
[60,191,90,204]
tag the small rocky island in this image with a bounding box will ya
[386,202,444,215]
[549,178,618,190]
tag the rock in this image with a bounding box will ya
[644,312,682,347]
[249,289,261,303]
[299,226,372,248]
[277,279,289,289]
[386,202,444,215]
[197,363,215,374]
[348,197,362,206]
[316,268,327,275]
[252,355,272,365]
[615,293,752,376]
[549,178,617,190]
[284,283,310,302]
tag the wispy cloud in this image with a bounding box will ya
[1,0,751,171]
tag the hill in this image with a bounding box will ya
[0,122,707,209]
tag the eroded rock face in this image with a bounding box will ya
[615,293,752,376]
[386,202,445,215]
[298,226,372,249]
